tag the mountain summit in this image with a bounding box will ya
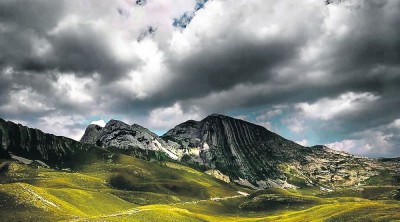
[163,114,308,183]
[77,114,389,189]
[80,119,181,160]
[162,114,384,188]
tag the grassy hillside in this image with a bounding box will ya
[0,156,399,221]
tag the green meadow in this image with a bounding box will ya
[0,155,399,222]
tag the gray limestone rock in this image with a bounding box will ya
[80,124,102,144]
[163,114,399,189]
[163,114,310,183]
[80,119,182,159]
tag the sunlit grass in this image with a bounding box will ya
[0,158,399,221]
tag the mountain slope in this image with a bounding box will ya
[162,114,396,189]
[0,116,399,221]
[163,114,309,182]
[0,118,108,169]
[80,120,182,160]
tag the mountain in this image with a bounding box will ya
[2,115,397,190]
[80,119,182,160]
[162,114,394,189]
[162,114,308,184]
[1,116,399,221]
[0,118,108,169]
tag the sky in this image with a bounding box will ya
[0,0,399,157]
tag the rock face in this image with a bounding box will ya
[205,169,231,183]
[0,118,107,168]
[80,120,181,160]
[163,114,311,184]
[162,114,397,189]
[287,145,383,188]
[80,124,103,145]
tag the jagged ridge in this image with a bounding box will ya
[80,119,181,160]
[162,114,392,189]
[163,114,311,183]
[0,118,108,168]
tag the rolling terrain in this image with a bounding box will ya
[0,116,399,221]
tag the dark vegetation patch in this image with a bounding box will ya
[175,197,251,217]
[352,186,396,200]
[248,188,296,199]
[0,162,42,185]
[0,161,10,174]
[179,155,209,172]
[110,190,181,205]
[239,194,321,211]
[394,188,400,200]
[68,146,112,171]
[285,172,308,188]
[325,203,400,222]
[106,146,171,162]
[318,186,400,200]
[109,172,209,199]
[365,169,400,186]
[0,191,61,221]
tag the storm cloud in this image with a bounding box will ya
[0,0,399,157]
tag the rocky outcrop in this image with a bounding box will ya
[287,145,383,188]
[205,169,230,183]
[163,114,398,189]
[163,114,312,185]
[80,119,182,160]
[0,118,108,168]
[80,124,102,144]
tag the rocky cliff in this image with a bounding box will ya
[162,114,397,189]
[0,118,108,168]
[80,119,182,160]
[162,114,313,186]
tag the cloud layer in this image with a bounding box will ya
[0,0,399,157]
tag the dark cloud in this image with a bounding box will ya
[0,0,399,156]
[0,0,64,31]
[0,0,138,84]
[165,38,301,100]
[46,24,136,82]
[305,1,400,145]
[174,0,400,123]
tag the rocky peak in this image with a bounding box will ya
[163,114,305,184]
[104,119,131,130]
[208,113,228,118]
[180,120,199,126]
[131,124,158,138]
[80,124,103,144]
[80,119,181,160]
[163,114,386,189]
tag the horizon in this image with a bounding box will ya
[0,0,399,157]
[0,114,396,159]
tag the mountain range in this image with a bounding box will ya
[1,114,398,190]
[0,114,399,221]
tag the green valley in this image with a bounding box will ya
[1,154,399,222]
